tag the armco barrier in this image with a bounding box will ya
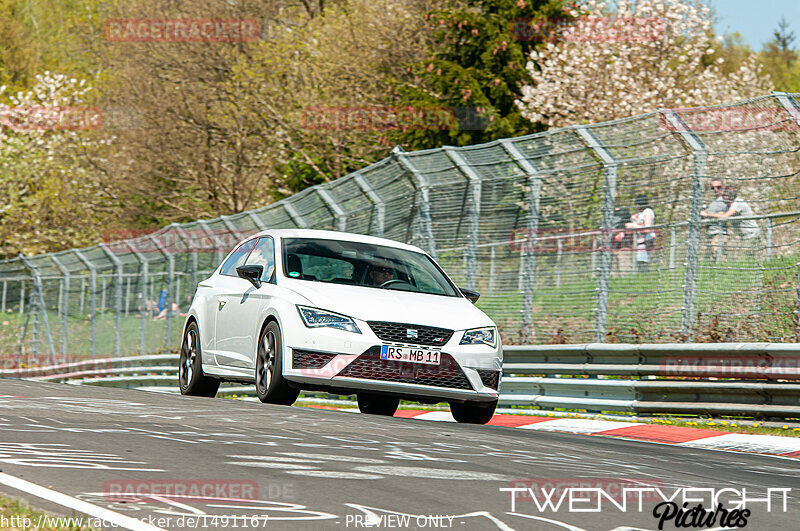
[3,343,800,418]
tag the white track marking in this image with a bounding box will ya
[520,419,644,434]
[353,465,510,480]
[0,472,164,531]
[678,433,800,455]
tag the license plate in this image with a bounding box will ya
[380,345,440,365]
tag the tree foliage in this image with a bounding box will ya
[517,0,774,127]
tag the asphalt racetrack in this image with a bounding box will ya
[0,379,798,530]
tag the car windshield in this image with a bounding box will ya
[282,238,459,297]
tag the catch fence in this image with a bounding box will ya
[1,92,799,362]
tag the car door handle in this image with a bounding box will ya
[218,298,228,311]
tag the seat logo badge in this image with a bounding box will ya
[406,329,418,339]
[433,337,443,343]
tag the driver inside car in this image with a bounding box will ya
[366,264,394,286]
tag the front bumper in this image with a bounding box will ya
[282,319,501,402]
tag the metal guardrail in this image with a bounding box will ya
[3,343,800,418]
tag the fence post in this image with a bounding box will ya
[489,246,496,294]
[126,242,148,355]
[662,110,707,340]
[50,255,70,360]
[73,250,97,359]
[1,280,5,313]
[445,148,482,290]
[576,126,617,343]
[669,226,677,270]
[19,255,56,364]
[172,224,198,301]
[283,202,309,229]
[316,187,347,232]
[198,220,225,270]
[19,281,24,314]
[148,235,176,349]
[393,147,438,260]
[500,139,541,343]
[766,218,773,262]
[100,244,123,357]
[247,211,268,230]
[353,172,385,237]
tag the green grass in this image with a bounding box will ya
[0,493,95,530]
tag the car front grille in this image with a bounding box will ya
[367,321,454,347]
[292,349,338,369]
[336,347,472,390]
[476,369,501,390]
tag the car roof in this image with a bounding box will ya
[250,229,428,254]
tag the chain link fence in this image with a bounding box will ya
[2,92,799,363]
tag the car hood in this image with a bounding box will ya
[282,280,494,330]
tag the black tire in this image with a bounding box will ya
[450,400,497,424]
[255,321,300,405]
[179,321,220,397]
[357,393,400,416]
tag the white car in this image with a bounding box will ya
[179,229,502,423]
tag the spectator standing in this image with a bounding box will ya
[626,194,656,271]
[705,179,728,258]
[701,187,760,254]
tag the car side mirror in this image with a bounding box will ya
[236,265,263,289]
[459,287,480,304]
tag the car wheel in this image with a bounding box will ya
[450,400,497,424]
[357,393,400,416]
[179,321,220,397]
[256,321,300,405]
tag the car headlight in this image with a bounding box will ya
[296,305,361,334]
[460,327,497,347]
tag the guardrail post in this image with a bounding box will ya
[73,250,97,358]
[126,242,148,355]
[445,148,482,290]
[576,126,617,343]
[50,256,70,360]
[500,139,541,342]
[316,187,347,232]
[353,172,385,237]
[19,255,56,364]
[148,235,176,349]
[393,147,438,260]
[100,244,123,357]
[662,110,707,340]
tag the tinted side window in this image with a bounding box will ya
[219,239,257,277]
[244,237,276,282]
